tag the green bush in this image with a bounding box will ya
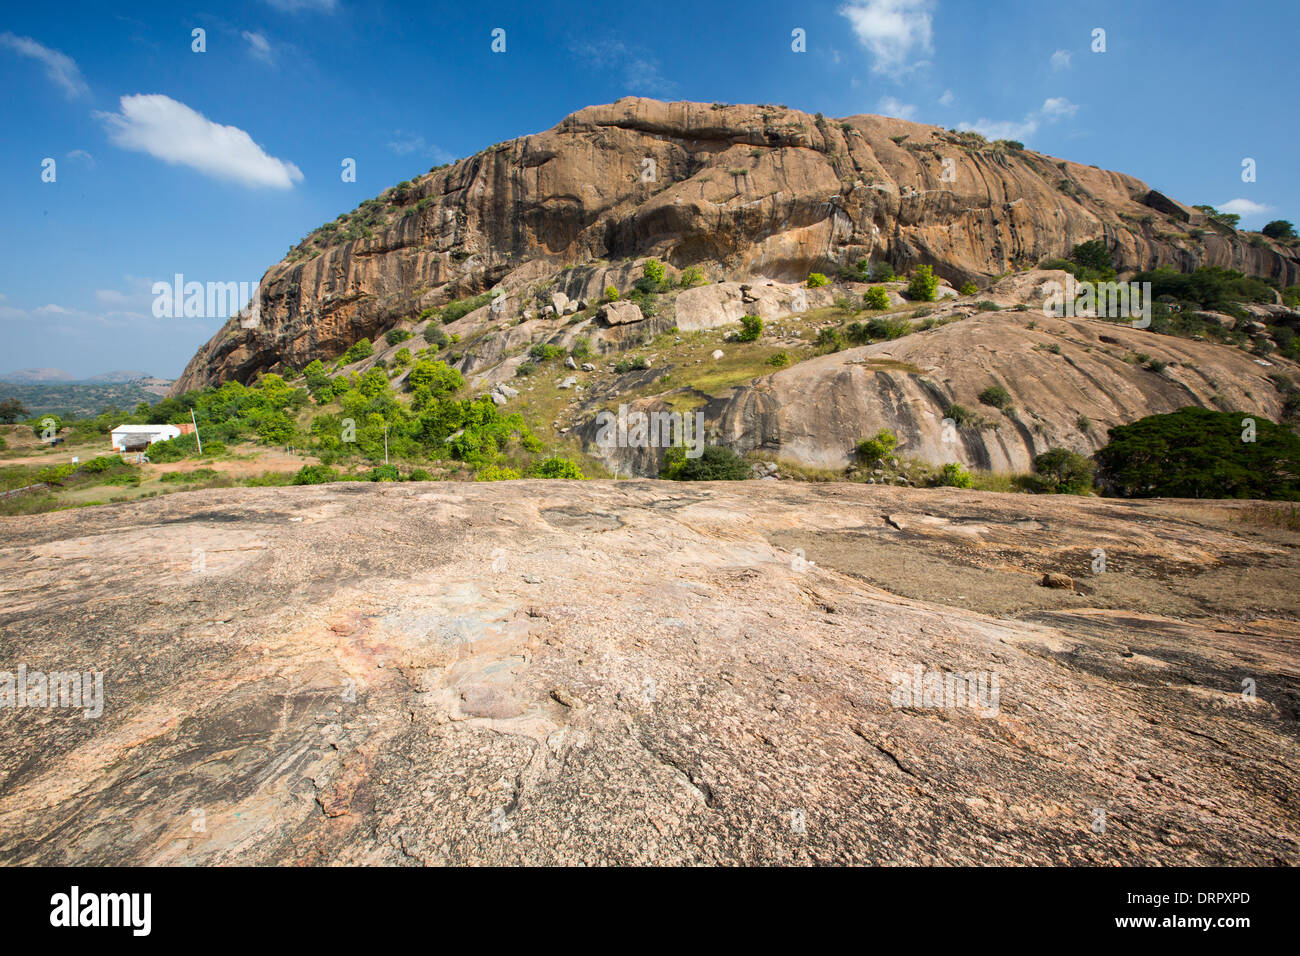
[529,342,566,362]
[1030,448,1095,494]
[614,356,650,374]
[906,265,939,302]
[934,462,974,488]
[643,259,666,285]
[293,464,340,485]
[1096,408,1300,499]
[978,385,1013,410]
[661,445,751,481]
[531,456,585,479]
[863,286,891,310]
[958,282,979,296]
[679,265,706,289]
[945,402,977,428]
[867,316,912,340]
[736,314,763,342]
[816,328,845,352]
[515,361,536,377]
[807,272,829,288]
[872,261,896,282]
[603,285,620,302]
[407,360,465,397]
[766,351,790,368]
[476,464,521,481]
[856,429,898,462]
[342,338,374,364]
[1262,220,1296,240]
[442,292,496,324]
[423,325,450,348]
[364,464,401,482]
[385,328,412,346]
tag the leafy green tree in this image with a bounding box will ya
[807,272,829,288]
[642,258,666,285]
[679,266,706,288]
[661,445,751,480]
[863,286,890,310]
[1069,240,1114,277]
[406,360,464,398]
[1262,220,1296,240]
[906,264,938,302]
[1031,447,1095,494]
[736,314,763,342]
[856,429,898,462]
[531,455,585,479]
[934,462,974,488]
[0,397,30,423]
[342,338,374,364]
[1095,407,1300,499]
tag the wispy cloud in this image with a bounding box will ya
[838,0,934,77]
[569,38,675,97]
[242,31,275,64]
[938,89,955,107]
[264,0,338,12]
[1051,49,1072,71]
[877,95,917,121]
[66,149,95,168]
[959,96,1078,143]
[386,131,455,164]
[0,32,89,99]
[95,94,304,189]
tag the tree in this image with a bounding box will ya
[807,272,829,288]
[0,397,29,424]
[531,455,585,479]
[1262,220,1296,240]
[642,258,666,285]
[661,445,751,480]
[1095,407,1300,500]
[863,286,890,310]
[406,360,464,398]
[1031,447,1095,494]
[1069,239,1113,276]
[856,429,898,462]
[736,314,763,342]
[906,264,938,302]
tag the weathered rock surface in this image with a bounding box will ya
[1,483,1296,865]
[172,98,1300,393]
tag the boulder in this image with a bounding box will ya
[599,301,645,326]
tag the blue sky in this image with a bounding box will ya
[1,0,1296,379]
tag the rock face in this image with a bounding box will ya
[172,98,1300,393]
[1,482,1296,864]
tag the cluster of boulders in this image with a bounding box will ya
[845,456,936,487]
[539,291,588,319]
[486,382,520,405]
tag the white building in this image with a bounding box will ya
[110,424,182,452]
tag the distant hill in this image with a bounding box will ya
[0,378,174,419]
[1,368,77,384]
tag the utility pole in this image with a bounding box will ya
[191,409,202,455]
[384,425,389,465]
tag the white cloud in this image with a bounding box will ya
[877,96,917,121]
[95,94,304,189]
[264,0,337,12]
[959,97,1078,143]
[1218,198,1273,220]
[838,0,934,77]
[242,31,275,64]
[1040,97,1078,120]
[0,32,89,99]
[569,38,675,97]
[66,149,95,168]
[938,89,955,107]
[1051,49,1072,71]
[386,131,455,164]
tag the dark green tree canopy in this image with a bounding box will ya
[1095,407,1300,500]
